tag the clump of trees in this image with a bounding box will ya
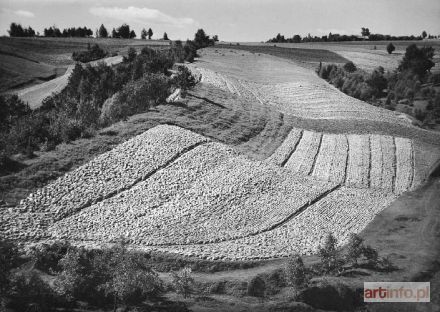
[0,44,198,165]
[8,23,35,37]
[318,44,440,126]
[0,239,166,311]
[111,24,136,39]
[72,43,108,63]
[43,26,93,37]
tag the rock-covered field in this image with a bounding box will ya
[0,122,434,260]
[2,48,440,261]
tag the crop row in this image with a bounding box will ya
[48,142,337,245]
[152,187,396,260]
[284,131,322,175]
[370,135,394,192]
[311,133,348,184]
[268,128,415,194]
[394,137,414,194]
[345,134,370,188]
[15,125,209,220]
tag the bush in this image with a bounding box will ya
[387,42,395,54]
[171,266,195,298]
[0,240,21,295]
[345,234,364,266]
[72,44,108,63]
[318,233,343,274]
[285,255,308,289]
[343,61,357,73]
[30,241,72,273]
[173,65,197,96]
[247,276,265,298]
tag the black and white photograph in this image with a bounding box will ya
[0,0,439,311]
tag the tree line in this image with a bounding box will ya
[7,22,170,40]
[268,28,438,43]
[318,44,439,127]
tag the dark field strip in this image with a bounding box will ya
[215,44,349,68]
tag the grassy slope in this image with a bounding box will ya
[0,37,170,92]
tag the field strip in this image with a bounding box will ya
[15,125,209,221]
[394,137,414,194]
[149,187,396,260]
[267,128,303,166]
[284,130,322,175]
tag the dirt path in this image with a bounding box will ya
[15,55,123,109]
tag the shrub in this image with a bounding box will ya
[171,266,195,298]
[343,61,357,73]
[31,241,73,273]
[284,254,308,289]
[387,42,395,54]
[345,234,364,266]
[72,44,108,63]
[247,276,265,299]
[0,240,21,295]
[173,65,197,96]
[318,233,343,274]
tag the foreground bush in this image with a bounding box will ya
[171,266,195,298]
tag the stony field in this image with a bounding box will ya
[2,46,440,262]
[1,123,435,260]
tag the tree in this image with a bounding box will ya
[247,276,265,300]
[345,234,364,266]
[8,22,24,37]
[387,42,395,54]
[117,24,130,39]
[318,233,342,273]
[98,24,108,38]
[96,242,162,311]
[422,30,427,39]
[141,28,147,39]
[194,28,213,48]
[111,28,117,38]
[129,30,136,39]
[361,27,370,37]
[398,44,435,77]
[285,254,308,288]
[147,28,153,39]
[212,35,219,42]
[171,266,194,298]
[163,32,169,40]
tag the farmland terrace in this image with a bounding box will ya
[1,46,440,263]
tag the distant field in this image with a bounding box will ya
[0,36,170,92]
[216,44,349,69]
[225,40,440,72]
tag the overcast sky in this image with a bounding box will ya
[0,0,439,41]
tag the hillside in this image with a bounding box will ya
[0,36,170,93]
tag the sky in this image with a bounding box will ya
[0,0,439,41]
